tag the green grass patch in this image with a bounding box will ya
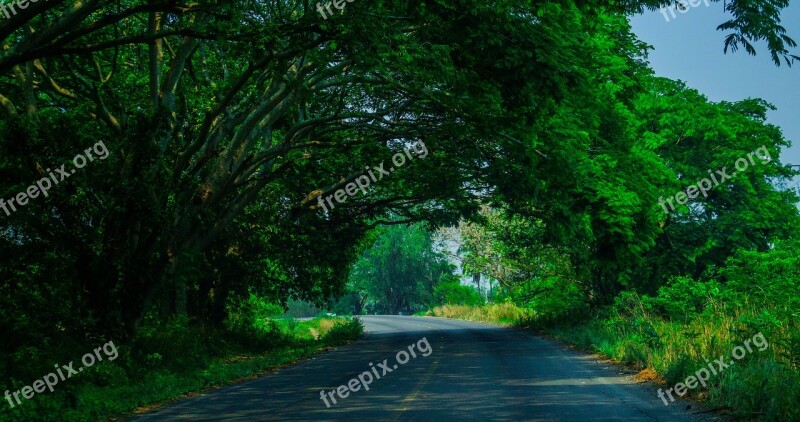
[0,317,363,422]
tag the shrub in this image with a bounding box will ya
[223,293,287,348]
[321,318,364,346]
[433,281,485,306]
[131,314,213,371]
[641,277,722,321]
[224,293,284,332]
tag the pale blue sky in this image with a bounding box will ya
[631,2,800,165]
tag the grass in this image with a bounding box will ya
[426,303,532,325]
[425,301,800,420]
[0,317,363,422]
[549,300,800,420]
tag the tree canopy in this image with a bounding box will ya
[1,0,797,409]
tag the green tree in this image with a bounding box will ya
[0,0,796,386]
[632,77,800,291]
[348,224,455,314]
[433,281,485,307]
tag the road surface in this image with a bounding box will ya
[131,316,723,421]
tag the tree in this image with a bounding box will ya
[432,281,485,307]
[0,0,795,340]
[2,0,586,334]
[631,77,800,291]
[347,224,455,314]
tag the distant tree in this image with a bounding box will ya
[347,224,455,314]
[433,281,485,307]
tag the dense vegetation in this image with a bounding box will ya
[329,223,482,315]
[427,240,800,419]
[1,310,362,421]
[1,0,797,420]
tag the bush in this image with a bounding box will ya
[131,314,214,371]
[284,299,322,318]
[433,281,484,306]
[321,318,364,346]
[224,293,284,331]
[223,293,287,348]
[641,277,722,321]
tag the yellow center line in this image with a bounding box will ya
[390,358,440,422]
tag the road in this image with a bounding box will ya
[131,316,723,421]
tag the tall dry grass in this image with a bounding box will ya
[428,303,531,324]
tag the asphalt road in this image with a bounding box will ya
[131,316,723,421]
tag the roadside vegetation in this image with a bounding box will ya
[428,303,530,325]
[426,238,800,420]
[415,61,800,419]
[1,295,362,422]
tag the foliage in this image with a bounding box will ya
[427,303,531,325]
[639,277,724,321]
[344,223,456,314]
[0,316,362,422]
[551,304,799,419]
[432,281,485,307]
[0,0,797,420]
[321,318,365,346]
[430,210,800,419]
[284,299,323,318]
[224,294,286,331]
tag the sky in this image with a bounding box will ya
[630,1,800,166]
